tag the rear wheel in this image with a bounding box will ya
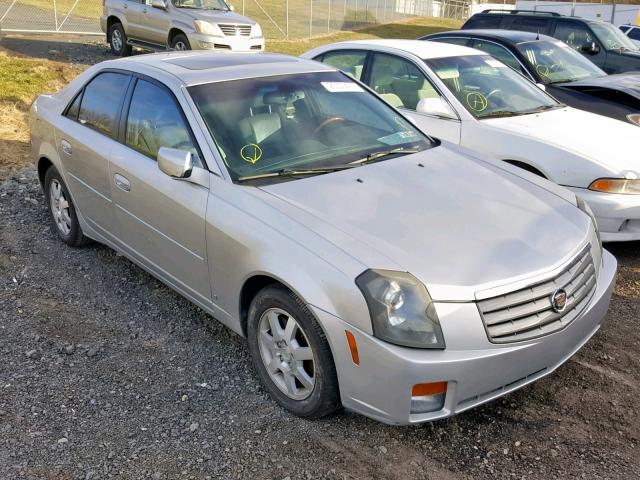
[170,34,191,51]
[247,285,341,418]
[109,22,131,57]
[44,167,88,247]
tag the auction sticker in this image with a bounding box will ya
[321,82,364,93]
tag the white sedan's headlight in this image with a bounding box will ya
[194,20,223,37]
[589,178,640,195]
[252,23,263,38]
[356,270,445,349]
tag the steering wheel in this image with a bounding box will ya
[313,116,345,135]
[485,89,508,109]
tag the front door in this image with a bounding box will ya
[553,20,607,70]
[109,77,211,304]
[138,0,171,45]
[55,71,132,237]
[366,52,461,143]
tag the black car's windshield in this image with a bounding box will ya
[426,55,559,119]
[517,40,607,84]
[188,71,433,182]
[591,22,638,51]
[172,0,229,10]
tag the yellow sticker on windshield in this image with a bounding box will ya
[240,144,263,164]
[466,92,488,112]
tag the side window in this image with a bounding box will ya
[65,92,82,120]
[78,72,130,137]
[464,15,504,29]
[429,37,471,47]
[629,28,640,41]
[554,21,596,52]
[318,50,367,81]
[126,79,200,164]
[369,53,440,110]
[471,40,527,75]
[511,17,548,34]
[619,26,630,34]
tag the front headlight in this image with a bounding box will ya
[252,23,263,38]
[194,20,223,36]
[627,113,640,126]
[589,178,640,195]
[576,195,602,249]
[356,269,445,349]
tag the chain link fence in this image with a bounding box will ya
[0,0,470,38]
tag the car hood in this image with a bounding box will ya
[256,147,590,301]
[484,107,640,173]
[177,9,256,25]
[557,72,640,100]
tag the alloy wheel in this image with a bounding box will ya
[112,29,123,51]
[174,41,188,51]
[257,308,316,400]
[49,179,72,236]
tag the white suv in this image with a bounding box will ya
[101,0,265,55]
[619,25,640,47]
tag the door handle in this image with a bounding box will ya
[60,139,72,155]
[114,173,131,192]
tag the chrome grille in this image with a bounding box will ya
[219,24,252,36]
[477,245,596,343]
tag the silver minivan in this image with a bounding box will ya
[100,0,264,55]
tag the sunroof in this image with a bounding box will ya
[165,53,296,71]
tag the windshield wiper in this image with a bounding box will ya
[348,147,422,166]
[481,105,562,119]
[237,165,356,182]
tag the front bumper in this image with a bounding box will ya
[569,186,640,242]
[313,249,617,425]
[186,32,264,52]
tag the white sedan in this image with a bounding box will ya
[302,40,640,242]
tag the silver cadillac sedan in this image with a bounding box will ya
[29,52,616,425]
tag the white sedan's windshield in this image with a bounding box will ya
[517,40,606,84]
[188,71,433,182]
[427,55,559,119]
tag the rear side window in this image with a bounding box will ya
[65,93,82,120]
[463,15,504,29]
[471,40,527,75]
[78,72,130,137]
[511,17,548,34]
[619,26,630,34]
[319,50,367,80]
[429,36,471,47]
[629,28,640,41]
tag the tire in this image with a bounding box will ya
[170,33,191,51]
[247,285,341,418]
[44,167,88,247]
[109,22,132,57]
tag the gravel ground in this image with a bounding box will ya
[1,168,639,480]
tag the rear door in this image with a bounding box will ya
[109,77,211,303]
[56,71,131,237]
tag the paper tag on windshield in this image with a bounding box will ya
[321,82,364,93]
[485,59,506,68]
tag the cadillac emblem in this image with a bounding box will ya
[550,288,568,313]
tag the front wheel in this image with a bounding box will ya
[170,34,191,51]
[247,285,341,418]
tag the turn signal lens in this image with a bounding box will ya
[345,330,360,365]
[627,113,640,126]
[589,178,640,195]
[410,382,447,414]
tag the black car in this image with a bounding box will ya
[423,29,640,126]
[461,10,640,74]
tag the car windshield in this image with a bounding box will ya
[426,54,560,119]
[188,71,433,183]
[172,0,229,10]
[590,22,638,51]
[517,40,606,84]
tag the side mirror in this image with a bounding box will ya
[416,97,457,120]
[158,147,192,179]
[581,42,600,55]
[151,0,167,9]
[536,83,546,91]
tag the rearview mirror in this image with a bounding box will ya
[416,97,457,120]
[152,0,167,9]
[158,147,193,179]
[581,42,601,55]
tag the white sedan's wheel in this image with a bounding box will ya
[49,178,72,236]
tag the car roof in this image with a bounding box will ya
[95,51,335,86]
[472,10,611,26]
[316,39,483,59]
[428,29,558,44]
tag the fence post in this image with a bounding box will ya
[328,0,331,32]
[285,0,289,39]
[242,0,245,16]
[53,0,58,30]
[309,0,313,38]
